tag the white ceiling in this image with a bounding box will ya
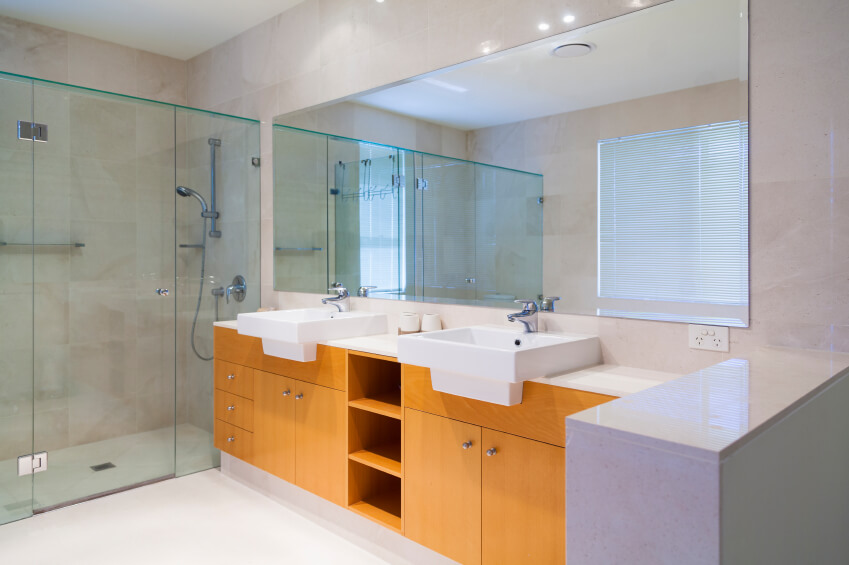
[0,0,304,60]
[356,0,746,130]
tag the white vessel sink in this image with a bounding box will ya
[237,308,388,362]
[397,325,600,405]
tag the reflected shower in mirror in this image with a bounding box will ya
[272,0,748,324]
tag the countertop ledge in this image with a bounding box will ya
[214,321,674,398]
[567,346,849,462]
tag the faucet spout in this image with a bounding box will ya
[507,299,539,333]
[322,283,350,312]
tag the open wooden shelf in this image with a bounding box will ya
[349,443,402,477]
[348,390,402,419]
[349,491,402,533]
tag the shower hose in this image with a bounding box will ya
[189,218,213,361]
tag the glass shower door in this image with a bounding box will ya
[29,80,177,511]
[416,153,477,302]
[0,72,35,525]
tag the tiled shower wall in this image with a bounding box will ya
[187,0,849,375]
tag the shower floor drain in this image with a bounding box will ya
[90,462,116,472]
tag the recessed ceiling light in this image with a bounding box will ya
[538,22,550,31]
[552,42,595,58]
[563,14,576,23]
[376,0,385,3]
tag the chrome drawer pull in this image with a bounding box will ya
[227,436,236,443]
[226,374,236,380]
[226,405,236,411]
[282,390,291,396]
[486,448,497,457]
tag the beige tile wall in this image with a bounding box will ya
[185,0,849,375]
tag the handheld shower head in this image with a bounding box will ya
[176,186,209,214]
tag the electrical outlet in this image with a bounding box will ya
[688,324,729,352]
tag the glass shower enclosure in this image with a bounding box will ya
[273,125,543,306]
[0,71,260,525]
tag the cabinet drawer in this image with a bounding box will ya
[214,360,254,399]
[214,419,254,461]
[215,390,255,432]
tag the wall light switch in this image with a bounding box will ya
[688,324,729,352]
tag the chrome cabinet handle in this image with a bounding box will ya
[462,441,472,450]
[226,405,236,411]
[486,448,497,457]
[226,374,235,380]
[282,390,291,396]
[227,436,235,443]
[155,288,169,296]
[295,393,304,400]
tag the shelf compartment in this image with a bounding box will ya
[349,443,402,477]
[348,391,401,419]
[348,352,402,412]
[348,461,402,533]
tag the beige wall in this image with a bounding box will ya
[0,14,187,104]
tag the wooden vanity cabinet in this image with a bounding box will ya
[293,379,347,506]
[405,408,565,565]
[405,409,483,565]
[252,370,346,506]
[481,428,565,565]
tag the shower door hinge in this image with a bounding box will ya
[251,156,261,167]
[415,178,429,191]
[17,452,48,476]
[17,121,48,142]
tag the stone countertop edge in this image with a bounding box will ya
[566,347,849,462]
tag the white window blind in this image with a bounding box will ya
[598,120,748,326]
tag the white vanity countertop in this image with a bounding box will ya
[567,347,849,461]
[534,365,679,397]
[214,320,676,396]
[325,333,399,358]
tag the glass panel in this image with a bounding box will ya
[474,164,543,306]
[419,153,477,302]
[272,125,328,293]
[30,80,177,510]
[175,109,260,477]
[0,73,34,525]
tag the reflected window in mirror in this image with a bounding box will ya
[598,121,749,327]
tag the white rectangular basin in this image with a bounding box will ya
[237,309,388,362]
[397,325,600,405]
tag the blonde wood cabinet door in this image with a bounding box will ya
[405,409,483,565]
[294,380,347,506]
[252,371,296,483]
[481,429,566,565]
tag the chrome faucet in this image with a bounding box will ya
[507,299,539,333]
[322,282,350,312]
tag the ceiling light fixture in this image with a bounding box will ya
[563,14,576,23]
[538,22,550,31]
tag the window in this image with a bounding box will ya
[598,120,748,326]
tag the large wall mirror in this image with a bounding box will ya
[273,0,749,326]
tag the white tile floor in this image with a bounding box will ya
[0,469,391,565]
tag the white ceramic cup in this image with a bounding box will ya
[399,312,420,332]
[421,313,443,332]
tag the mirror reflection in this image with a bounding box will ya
[273,0,749,325]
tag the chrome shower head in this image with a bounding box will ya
[176,186,208,214]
